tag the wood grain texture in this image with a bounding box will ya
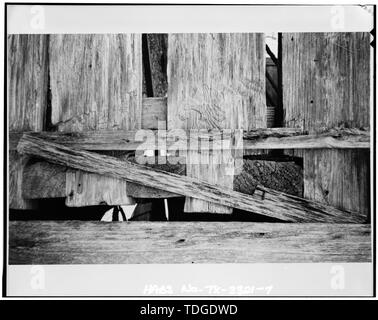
[282,33,370,216]
[49,34,142,131]
[8,35,49,209]
[49,34,142,206]
[168,34,266,213]
[21,160,180,199]
[22,161,67,199]
[8,35,49,132]
[17,134,366,223]
[9,221,371,264]
[10,127,370,152]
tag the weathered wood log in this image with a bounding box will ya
[9,127,370,152]
[17,133,366,223]
[283,33,370,215]
[49,34,143,207]
[9,221,371,264]
[168,33,266,213]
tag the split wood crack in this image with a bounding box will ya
[17,133,367,223]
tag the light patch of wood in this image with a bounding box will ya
[142,97,167,129]
[66,170,134,207]
[49,34,142,207]
[168,33,266,213]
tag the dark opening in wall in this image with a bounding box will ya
[142,34,168,98]
[9,197,284,223]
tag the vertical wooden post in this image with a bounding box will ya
[168,33,266,213]
[282,33,370,216]
[49,34,143,207]
[8,35,49,209]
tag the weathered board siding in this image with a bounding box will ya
[282,33,370,216]
[8,35,49,209]
[168,33,266,213]
[9,221,371,264]
[49,34,142,206]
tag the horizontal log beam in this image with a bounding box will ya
[9,221,371,264]
[9,127,370,152]
[17,133,366,223]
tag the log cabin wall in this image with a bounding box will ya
[7,31,372,265]
[7,33,370,222]
[282,33,370,218]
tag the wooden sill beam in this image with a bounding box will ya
[17,133,366,223]
[9,127,370,152]
[9,221,371,264]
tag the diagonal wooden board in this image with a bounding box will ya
[49,34,142,206]
[282,33,370,218]
[8,35,49,209]
[17,133,367,223]
[167,33,266,213]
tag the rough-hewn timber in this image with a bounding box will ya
[282,33,370,217]
[9,221,371,264]
[8,34,49,209]
[168,33,266,213]
[49,34,142,206]
[17,134,366,223]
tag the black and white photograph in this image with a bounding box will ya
[1,3,376,299]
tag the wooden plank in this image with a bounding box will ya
[17,133,366,223]
[283,33,370,216]
[49,34,142,206]
[9,221,371,264]
[9,152,38,209]
[22,161,66,199]
[8,35,49,132]
[168,33,266,213]
[8,35,49,209]
[9,127,370,152]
